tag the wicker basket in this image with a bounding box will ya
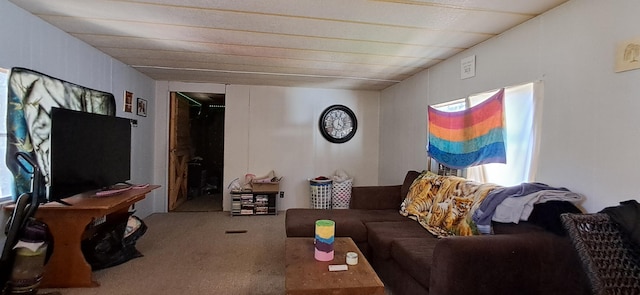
[561,213,640,295]
[309,179,332,209]
[331,178,352,209]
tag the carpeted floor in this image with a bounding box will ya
[173,193,223,212]
[41,211,285,295]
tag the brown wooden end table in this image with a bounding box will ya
[3,185,159,288]
[285,237,384,295]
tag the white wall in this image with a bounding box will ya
[153,84,381,212]
[223,85,380,211]
[379,70,430,185]
[0,1,158,218]
[380,0,640,213]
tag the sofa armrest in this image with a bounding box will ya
[429,233,589,295]
[349,185,402,210]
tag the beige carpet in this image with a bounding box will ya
[173,193,223,212]
[41,211,285,295]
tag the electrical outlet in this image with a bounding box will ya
[279,191,284,198]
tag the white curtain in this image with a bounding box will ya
[466,82,543,186]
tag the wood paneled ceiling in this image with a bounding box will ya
[10,0,568,91]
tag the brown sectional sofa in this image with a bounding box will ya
[285,171,590,295]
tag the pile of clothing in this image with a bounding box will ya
[472,182,585,235]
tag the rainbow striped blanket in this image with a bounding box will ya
[428,89,506,169]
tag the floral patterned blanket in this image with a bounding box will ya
[400,171,501,238]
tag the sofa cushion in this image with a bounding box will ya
[400,170,421,199]
[286,209,411,242]
[356,210,410,223]
[366,221,433,260]
[391,238,438,290]
[492,221,545,235]
[350,185,402,210]
[285,208,368,242]
[349,170,420,210]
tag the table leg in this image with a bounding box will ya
[39,212,96,288]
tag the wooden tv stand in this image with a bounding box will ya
[4,185,159,288]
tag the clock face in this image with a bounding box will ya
[319,105,357,143]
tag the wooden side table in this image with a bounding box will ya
[4,185,159,288]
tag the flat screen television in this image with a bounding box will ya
[49,107,132,202]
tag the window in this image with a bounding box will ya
[0,68,12,201]
[431,82,542,186]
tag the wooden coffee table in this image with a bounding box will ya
[285,237,384,295]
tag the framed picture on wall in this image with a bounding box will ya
[124,91,133,113]
[137,97,147,117]
[615,37,640,72]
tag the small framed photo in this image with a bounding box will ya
[460,55,476,79]
[615,38,640,72]
[137,97,147,117]
[124,91,133,113]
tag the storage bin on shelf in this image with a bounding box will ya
[331,178,352,209]
[309,179,332,209]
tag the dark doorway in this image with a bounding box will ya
[173,92,225,212]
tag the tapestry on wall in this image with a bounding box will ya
[6,67,115,200]
[427,88,506,169]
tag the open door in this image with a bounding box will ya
[168,92,191,211]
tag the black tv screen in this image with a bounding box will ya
[49,108,131,201]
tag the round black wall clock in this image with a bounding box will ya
[319,105,357,143]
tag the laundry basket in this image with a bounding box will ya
[331,178,352,209]
[309,179,332,209]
